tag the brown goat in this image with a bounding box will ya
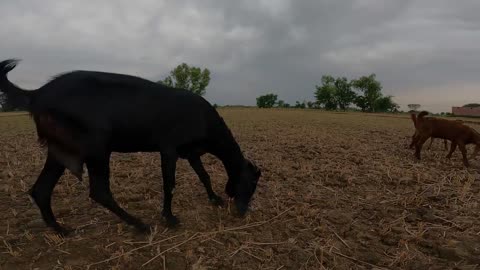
[409,113,462,150]
[412,111,480,167]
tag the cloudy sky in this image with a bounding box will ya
[1,0,479,112]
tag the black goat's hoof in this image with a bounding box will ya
[52,225,71,237]
[209,195,225,207]
[165,216,180,228]
[134,222,151,233]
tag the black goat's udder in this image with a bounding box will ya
[48,143,84,181]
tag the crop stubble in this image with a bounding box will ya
[1,108,480,269]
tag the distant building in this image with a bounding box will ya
[452,106,480,117]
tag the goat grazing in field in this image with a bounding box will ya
[411,111,480,167]
[0,59,261,235]
[409,113,452,150]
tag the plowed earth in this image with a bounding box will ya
[1,108,480,269]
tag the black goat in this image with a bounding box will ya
[0,59,261,235]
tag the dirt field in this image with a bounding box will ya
[1,108,480,269]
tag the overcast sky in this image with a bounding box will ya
[1,0,479,113]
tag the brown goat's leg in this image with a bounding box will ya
[86,154,149,232]
[409,135,415,149]
[29,154,67,235]
[160,150,180,228]
[415,135,429,160]
[409,132,419,149]
[188,156,224,206]
[444,140,448,151]
[458,142,470,167]
[470,145,480,160]
[446,142,457,159]
[427,137,434,150]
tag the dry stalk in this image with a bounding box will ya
[89,205,294,268]
[331,250,388,269]
[229,245,246,257]
[208,206,295,235]
[314,246,321,267]
[433,215,462,229]
[387,214,409,226]
[241,249,264,261]
[87,233,186,268]
[142,232,200,267]
[328,227,350,249]
[247,241,290,246]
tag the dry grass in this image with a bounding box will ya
[1,108,480,269]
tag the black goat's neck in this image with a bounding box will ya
[209,114,246,179]
[214,139,245,179]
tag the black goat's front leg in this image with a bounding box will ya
[188,156,224,206]
[29,154,67,235]
[160,151,179,228]
[86,154,149,232]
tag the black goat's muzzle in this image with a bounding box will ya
[234,199,249,217]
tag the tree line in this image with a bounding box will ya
[4,62,463,115]
[257,73,399,113]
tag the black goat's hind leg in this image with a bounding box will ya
[160,150,180,228]
[49,143,83,181]
[188,156,224,206]
[29,154,68,235]
[86,154,149,232]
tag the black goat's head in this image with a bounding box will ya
[226,159,261,216]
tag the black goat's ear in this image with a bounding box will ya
[247,159,257,170]
[249,160,261,178]
[256,167,261,178]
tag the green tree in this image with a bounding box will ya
[294,101,306,108]
[375,95,399,112]
[334,77,356,111]
[354,96,368,112]
[407,104,421,111]
[0,92,6,111]
[256,93,278,108]
[463,103,480,108]
[277,100,285,108]
[351,74,382,112]
[315,75,337,110]
[0,92,27,112]
[159,63,211,96]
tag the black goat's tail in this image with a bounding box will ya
[0,59,34,110]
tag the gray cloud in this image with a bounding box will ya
[1,0,479,112]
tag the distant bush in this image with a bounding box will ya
[462,103,480,108]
